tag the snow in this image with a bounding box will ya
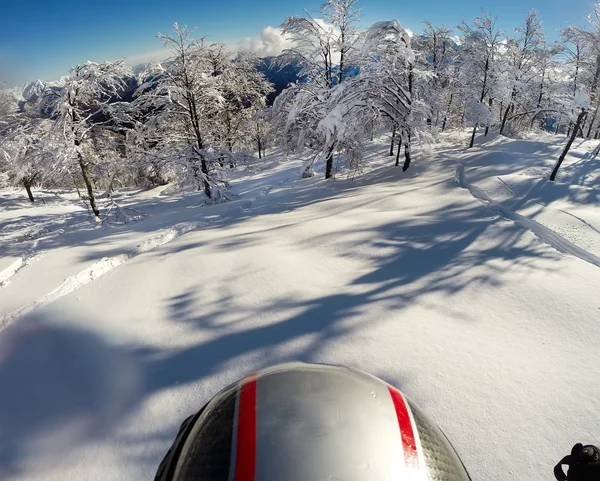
[1,134,600,480]
[573,87,591,110]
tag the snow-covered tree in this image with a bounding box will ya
[498,10,548,135]
[132,24,272,198]
[413,22,458,130]
[457,13,505,147]
[362,20,433,170]
[321,0,362,84]
[0,118,54,201]
[276,0,363,178]
[213,50,273,160]
[550,87,590,180]
[248,108,274,159]
[48,60,131,218]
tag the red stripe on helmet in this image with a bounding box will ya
[234,374,257,481]
[388,386,420,472]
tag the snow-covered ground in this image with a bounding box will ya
[1,131,599,480]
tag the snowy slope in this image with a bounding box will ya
[0,134,599,481]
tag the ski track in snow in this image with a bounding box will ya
[455,164,600,269]
[496,175,600,237]
[0,235,52,288]
[238,185,274,211]
[0,251,47,288]
[0,222,203,328]
[0,183,277,328]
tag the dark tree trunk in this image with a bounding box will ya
[77,151,100,218]
[257,138,262,159]
[484,97,492,137]
[389,126,396,156]
[578,118,587,138]
[550,109,587,181]
[403,61,414,171]
[469,125,477,149]
[23,180,34,202]
[469,55,489,147]
[187,91,212,200]
[325,145,335,179]
[442,94,453,133]
[395,134,402,166]
[530,112,539,129]
[200,157,211,199]
[586,102,599,138]
[500,104,511,136]
[402,138,412,172]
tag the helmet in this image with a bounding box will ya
[155,363,471,481]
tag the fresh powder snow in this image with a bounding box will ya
[0,131,599,481]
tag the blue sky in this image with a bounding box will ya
[0,0,595,87]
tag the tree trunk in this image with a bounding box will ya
[471,56,490,146]
[71,172,82,197]
[578,118,587,138]
[442,94,453,133]
[395,134,402,166]
[257,137,262,159]
[550,109,587,182]
[500,104,511,136]
[554,121,560,135]
[530,112,538,129]
[402,138,412,172]
[200,157,211,199]
[23,180,34,202]
[469,124,477,148]
[389,126,396,156]
[76,151,100,218]
[325,144,335,179]
[484,98,492,137]
[586,101,599,138]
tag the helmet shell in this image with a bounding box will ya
[159,363,471,481]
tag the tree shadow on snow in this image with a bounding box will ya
[0,159,563,476]
[135,196,557,404]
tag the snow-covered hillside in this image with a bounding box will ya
[1,132,599,481]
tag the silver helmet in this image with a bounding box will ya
[156,363,471,481]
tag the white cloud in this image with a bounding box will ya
[123,48,170,67]
[237,26,293,57]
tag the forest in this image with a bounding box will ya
[1,0,599,218]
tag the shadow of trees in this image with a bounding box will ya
[136,198,556,400]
